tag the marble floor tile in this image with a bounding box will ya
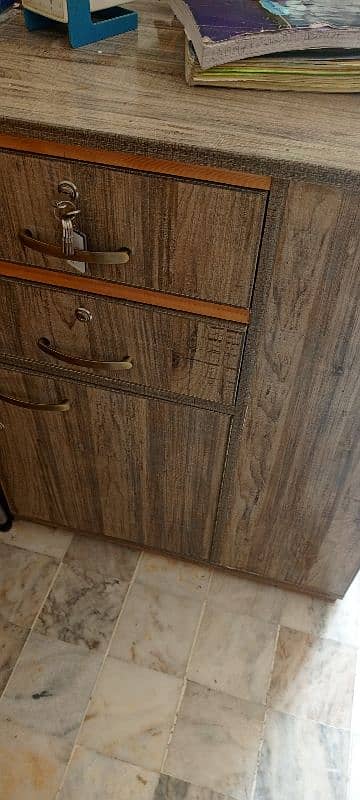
[188,605,278,703]
[80,657,182,771]
[0,631,102,748]
[268,627,356,729]
[64,534,139,581]
[351,654,360,734]
[110,581,202,676]
[154,775,227,799]
[279,577,360,647]
[0,668,11,695]
[58,746,159,800]
[5,520,73,560]
[0,542,58,628]
[348,734,360,800]
[137,552,210,599]
[0,715,69,800]
[0,619,28,693]
[35,561,128,652]
[254,710,349,800]
[164,681,264,799]
[210,571,284,624]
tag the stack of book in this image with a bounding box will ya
[169,1,360,93]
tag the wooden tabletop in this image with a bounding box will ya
[1,1,360,186]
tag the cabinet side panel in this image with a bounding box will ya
[212,180,360,598]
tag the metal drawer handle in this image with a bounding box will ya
[19,229,131,265]
[38,337,133,372]
[0,391,70,412]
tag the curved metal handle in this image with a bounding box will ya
[0,391,70,412]
[19,229,131,265]
[38,337,133,372]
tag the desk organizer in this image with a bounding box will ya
[23,0,138,48]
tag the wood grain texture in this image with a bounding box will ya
[0,2,360,186]
[0,135,271,191]
[212,180,360,599]
[0,279,245,406]
[0,150,266,307]
[0,366,230,559]
[0,262,251,325]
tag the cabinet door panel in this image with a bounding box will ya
[212,182,360,598]
[0,368,230,559]
[0,150,266,306]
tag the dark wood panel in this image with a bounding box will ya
[212,181,360,599]
[0,367,230,559]
[0,150,266,306]
[0,280,245,405]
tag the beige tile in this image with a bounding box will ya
[351,654,360,734]
[0,668,11,694]
[210,571,284,623]
[6,520,73,560]
[0,542,58,628]
[155,775,227,799]
[80,657,182,771]
[188,605,277,703]
[279,575,360,647]
[35,561,128,652]
[268,627,356,729]
[254,710,349,800]
[348,734,360,800]
[0,715,68,800]
[137,552,210,599]
[58,747,159,800]
[0,632,102,748]
[165,681,264,799]
[0,619,28,693]
[110,581,202,676]
[65,534,139,581]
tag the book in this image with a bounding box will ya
[170,1,360,69]
[185,38,360,92]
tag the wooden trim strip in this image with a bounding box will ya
[0,134,271,191]
[0,261,250,325]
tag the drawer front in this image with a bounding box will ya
[0,367,230,559]
[0,279,245,405]
[0,150,267,307]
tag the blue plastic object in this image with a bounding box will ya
[23,0,138,48]
[0,0,14,12]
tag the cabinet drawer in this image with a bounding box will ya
[0,279,246,406]
[0,150,267,307]
[0,367,230,559]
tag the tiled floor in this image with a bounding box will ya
[0,521,359,799]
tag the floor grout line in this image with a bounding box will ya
[346,649,360,800]
[249,623,281,800]
[160,567,214,774]
[0,558,64,699]
[52,549,144,799]
[0,529,75,700]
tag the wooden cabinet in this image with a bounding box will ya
[0,366,230,560]
[1,136,360,600]
[0,149,266,306]
[0,279,245,406]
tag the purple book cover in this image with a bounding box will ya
[170,1,360,67]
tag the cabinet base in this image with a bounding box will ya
[11,514,339,602]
